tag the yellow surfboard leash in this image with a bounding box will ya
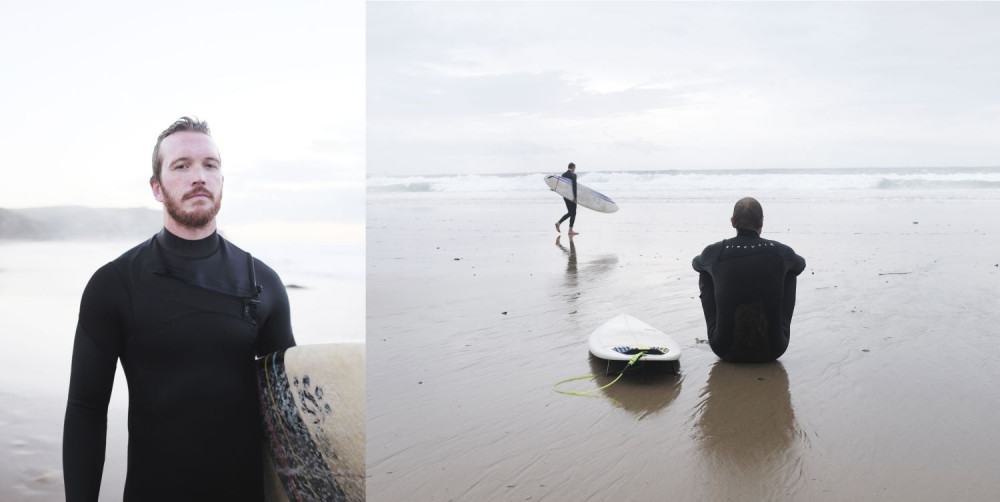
[553,351,648,396]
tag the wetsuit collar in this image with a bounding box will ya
[736,228,761,238]
[156,227,221,259]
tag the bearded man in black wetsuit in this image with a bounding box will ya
[63,117,296,502]
[554,162,579,235]
[692,197,805,362]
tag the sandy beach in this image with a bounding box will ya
[367,193,1000,501]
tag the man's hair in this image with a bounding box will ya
[568,162,576,170]
[732,197,763,231]
[151,116,212,183]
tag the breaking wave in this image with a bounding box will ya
[367,167,1000,201]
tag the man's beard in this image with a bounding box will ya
[162,185,223,229]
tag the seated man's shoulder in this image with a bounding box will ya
[764,238,806,271]
[762,237,794,252]
[693,239,725,270]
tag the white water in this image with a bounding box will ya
[368,167,1000,203]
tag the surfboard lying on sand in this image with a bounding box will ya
[544,175,619,213]
[589,314,681,372]
[257,342,365,502]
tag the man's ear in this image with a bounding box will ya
[150,177,164,203]
[730,217,737,228]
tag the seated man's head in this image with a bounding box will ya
[731,197,763,234]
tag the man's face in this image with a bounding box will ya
[151,131,224,229]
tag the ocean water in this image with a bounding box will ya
[0,232,363,501]
[367,166,1000,203]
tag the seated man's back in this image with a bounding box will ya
[692,198,806,363]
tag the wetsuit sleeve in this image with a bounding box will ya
[788,250,806,276]
[692,244,718,337]
[254,260,296,356]
[571,172,578,199]
[697,270,718,338]
[63,264,126,502]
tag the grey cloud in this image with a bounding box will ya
[368,1,1000,175]
[369,69,703,120]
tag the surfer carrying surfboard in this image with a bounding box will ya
[554,162,579,235]
[63,117,297,502]
[692,197,806,362]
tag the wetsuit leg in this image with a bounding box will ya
[563,198,577,227]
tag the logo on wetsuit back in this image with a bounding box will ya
[725,241,776,251]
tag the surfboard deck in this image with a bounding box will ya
[257,342,365,502]
[589,314,681,372]
[544,175,619,213]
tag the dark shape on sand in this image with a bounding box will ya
[285,284,307,289]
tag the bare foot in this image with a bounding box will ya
[555,222,561,233]
[568,229,579,236]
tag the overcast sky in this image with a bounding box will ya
[368,1,1000,176]
[1,0,364,236]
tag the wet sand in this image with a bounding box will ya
[367,196,1000,501]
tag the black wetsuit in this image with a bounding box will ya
[63,228,296,502]
[692,229,805,362]
[557,169,578,228]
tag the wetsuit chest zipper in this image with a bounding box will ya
[242,253,263,327]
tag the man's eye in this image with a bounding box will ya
[174,163,188,169]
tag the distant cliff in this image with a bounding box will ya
[0,206,161,240]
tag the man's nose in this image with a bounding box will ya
[191,164,208,184]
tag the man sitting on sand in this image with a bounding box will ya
[692,197,805,362]
[555,162,579,235]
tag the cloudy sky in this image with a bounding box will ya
[368,1,1000,176]
[2,0,364,239]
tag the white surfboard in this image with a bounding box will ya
[544,175,619,213]
[258,342,365,502]
[588,314,681,367]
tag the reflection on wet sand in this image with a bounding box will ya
[555,235,618,286]
[555,235,578,290]
[587,355,682,420]
[695,362,807,500]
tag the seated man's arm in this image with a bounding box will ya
[698,271,718,337]
[788,249,806,276]
[693,245,718,337]
[781,249,805,335]
[63,265,124,502]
